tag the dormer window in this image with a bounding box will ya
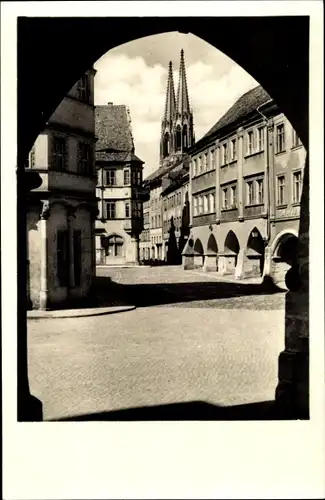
[78,74,90,103]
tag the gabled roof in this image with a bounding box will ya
[96,151,143,164]
[95,104,134,152]
[144,155,186,184]
[202,85,271,142]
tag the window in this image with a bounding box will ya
[78,142,92,175]
[209,193,215,213]
[198,196,203,214]
[73,230,82,287]
[107,235,124,257]
[256,179,264,204]
[204,153,208,171]
[246,181,254,205]
[247,130,254,155]
[277,175,286,205]
[124,169,130,185]
[125,202,130,218]
[230,139,236,160]
[106,170,116,186]
[292,129,302,148]
[222,188,228,209]
[137,171,142,185]
[198,156,202,174]
[276,123,285,153]
[211,150,215,170]
[230,185,237,207]
[106,201,116,219]
[192,159,197,177]
[293,171,302,203]
[222,143,228,165]
[53,136,67,171]
[78,74,90,103]
[57,230,69,287]
[257,127,264,152]
[203,195,208,213]
[151,217,154,228]
[193,197,198,216]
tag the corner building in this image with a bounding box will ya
[95,103,145,265]
[183,85,306,286]
[26,69,97,309]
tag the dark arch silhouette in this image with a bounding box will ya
[17,18,309,421]
[274,233,299,266]
[194,238,204,255]
[224,230,240,255]
[175,125,182,151]
[246,228,265,276]
[182,124,188,149]
[163,132,170,157]
[207,233,218,254]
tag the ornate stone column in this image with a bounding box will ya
[275,155,309,419]
[39,200,50,310]
[237,127,244,221]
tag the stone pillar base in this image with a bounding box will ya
[182,255,194,270]
[234,248,246,279]
[203,254,217,272]
[275,350,309,419]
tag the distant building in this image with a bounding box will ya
[26,69,97,309]
[182,85,306,286]
[95,103,145,265]
[144,49,194,263]
[139,194,151,262]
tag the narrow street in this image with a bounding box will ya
[28,266,286,421]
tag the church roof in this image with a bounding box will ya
[202,85,271,141]
[95,104,135,153]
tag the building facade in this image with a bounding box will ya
[182,85,306,286]
[26,69,97,309]
[95,103,145,265]
[143,49,194,264]
[139,195,151,262]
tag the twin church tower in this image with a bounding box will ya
[160,49,195,167]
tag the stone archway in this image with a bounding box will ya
[16,17,310,421]
[203,233,219,272]
[271,232,299,289]
[245,227,265,277]
[219,230,240,276]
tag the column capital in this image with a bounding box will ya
[40,200,50,220]
[215,138,220,147]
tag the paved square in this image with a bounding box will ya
[28,266,285,420]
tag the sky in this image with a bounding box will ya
[94,32,259,178]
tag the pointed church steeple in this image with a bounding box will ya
[176,49,190,117]
[160,51,195,165]
[164,61,176,125]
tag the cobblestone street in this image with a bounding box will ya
[28,266,286,421]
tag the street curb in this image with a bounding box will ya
[187,270,263,285]
[27,305,136,320]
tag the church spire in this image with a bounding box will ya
[164,61,176,124]
[176,49,190,116]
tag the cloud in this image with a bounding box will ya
[94,41,259,178]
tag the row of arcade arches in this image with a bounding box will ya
[192,228,299,285]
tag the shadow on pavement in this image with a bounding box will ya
[94,275,285,309]
[52,400,303,421]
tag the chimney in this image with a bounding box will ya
[107,102,113,105]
